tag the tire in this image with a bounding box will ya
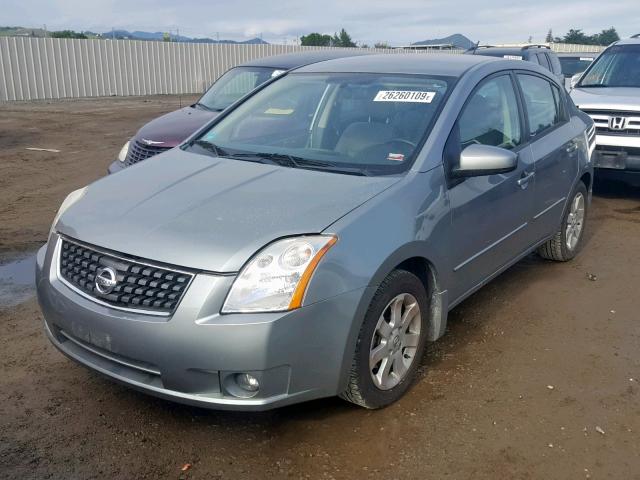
[537,182,588,262]
[340,269,429,409]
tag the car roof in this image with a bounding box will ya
[556,52,599,57]
[294,53,500,77]
[467,46,548,57]
[240,49,371,69]
[615,36,640,46]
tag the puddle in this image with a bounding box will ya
[0,253,37,308]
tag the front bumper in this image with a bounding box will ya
[36,236,367,410]
[593,135,640,172]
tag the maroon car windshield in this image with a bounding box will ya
[198,66,285,111]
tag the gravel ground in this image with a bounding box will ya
[1,96,639,480]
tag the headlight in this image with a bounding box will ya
[50,187,87,234]
[222,235,337,313]
[117,141,130,162]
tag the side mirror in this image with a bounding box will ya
[452,144,518,177]
[570,73,582,89]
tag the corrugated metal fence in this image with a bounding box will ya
[0,38,458,102]
[0,37,604,102]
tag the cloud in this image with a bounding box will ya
[3,0,638,44]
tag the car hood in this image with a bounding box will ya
[58,148,400,272]
[571,87,640,111]
[134,106,220,148]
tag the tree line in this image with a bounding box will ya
[300,29,357,47]
[546,27,620,46]
[300,28,393,48]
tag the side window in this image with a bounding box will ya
[537,53,551,70]
[518,74,562,136]
[458,75,522,150]
[548,54,562,75]
[551,84,565,120]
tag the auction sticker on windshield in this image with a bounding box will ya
[374,91,436,103]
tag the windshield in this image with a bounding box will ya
[578,45,640,88]
[198,66,285,111]
[187,72,452,176]
[559,56,594,77]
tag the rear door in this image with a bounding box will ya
[446,72,535,302]
[516,72,579,241]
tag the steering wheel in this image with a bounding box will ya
[387,138,417,149]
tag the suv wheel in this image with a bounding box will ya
[537,182,588,261]
[340,269,429,409]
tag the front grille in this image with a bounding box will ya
[59,238,193,315]
[581,109,640,116]
[125,140,171,166]
[594,127,640,136]
[581,109,640,138]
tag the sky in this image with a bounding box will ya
[3,0,639,45]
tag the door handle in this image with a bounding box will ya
[517,171,535,188]
[565,142,578,154]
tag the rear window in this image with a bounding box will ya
[559,57,594,77]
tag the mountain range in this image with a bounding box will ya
[101,30,268,44]
[412,34,475,50]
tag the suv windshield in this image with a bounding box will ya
[198,66,285,111]
[579,44,640,88]
[187,72,452,176]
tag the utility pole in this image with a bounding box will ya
[112,27,115,40]
[177,28,180,42]
[43,24,47,38]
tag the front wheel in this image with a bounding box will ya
[340,270,429,409]
[537,182,588,261]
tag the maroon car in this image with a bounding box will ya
[109,50,369,174]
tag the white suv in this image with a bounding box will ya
[571,36,640,185]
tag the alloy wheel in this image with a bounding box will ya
[369,293,422,390]
[566,192,585,250]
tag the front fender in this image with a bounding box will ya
[302,168,453,392]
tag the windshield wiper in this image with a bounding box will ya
[192,139,230,157]
[189,146,369,175]
[578,84,611,88]
[225,152,369,176]
[194,102,224,112]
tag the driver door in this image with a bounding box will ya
[446,72,536,303]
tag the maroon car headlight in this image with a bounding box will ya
[117,141,130,163]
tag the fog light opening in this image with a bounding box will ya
[236,373,260,393]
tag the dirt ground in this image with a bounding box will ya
[1,96,639,480]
